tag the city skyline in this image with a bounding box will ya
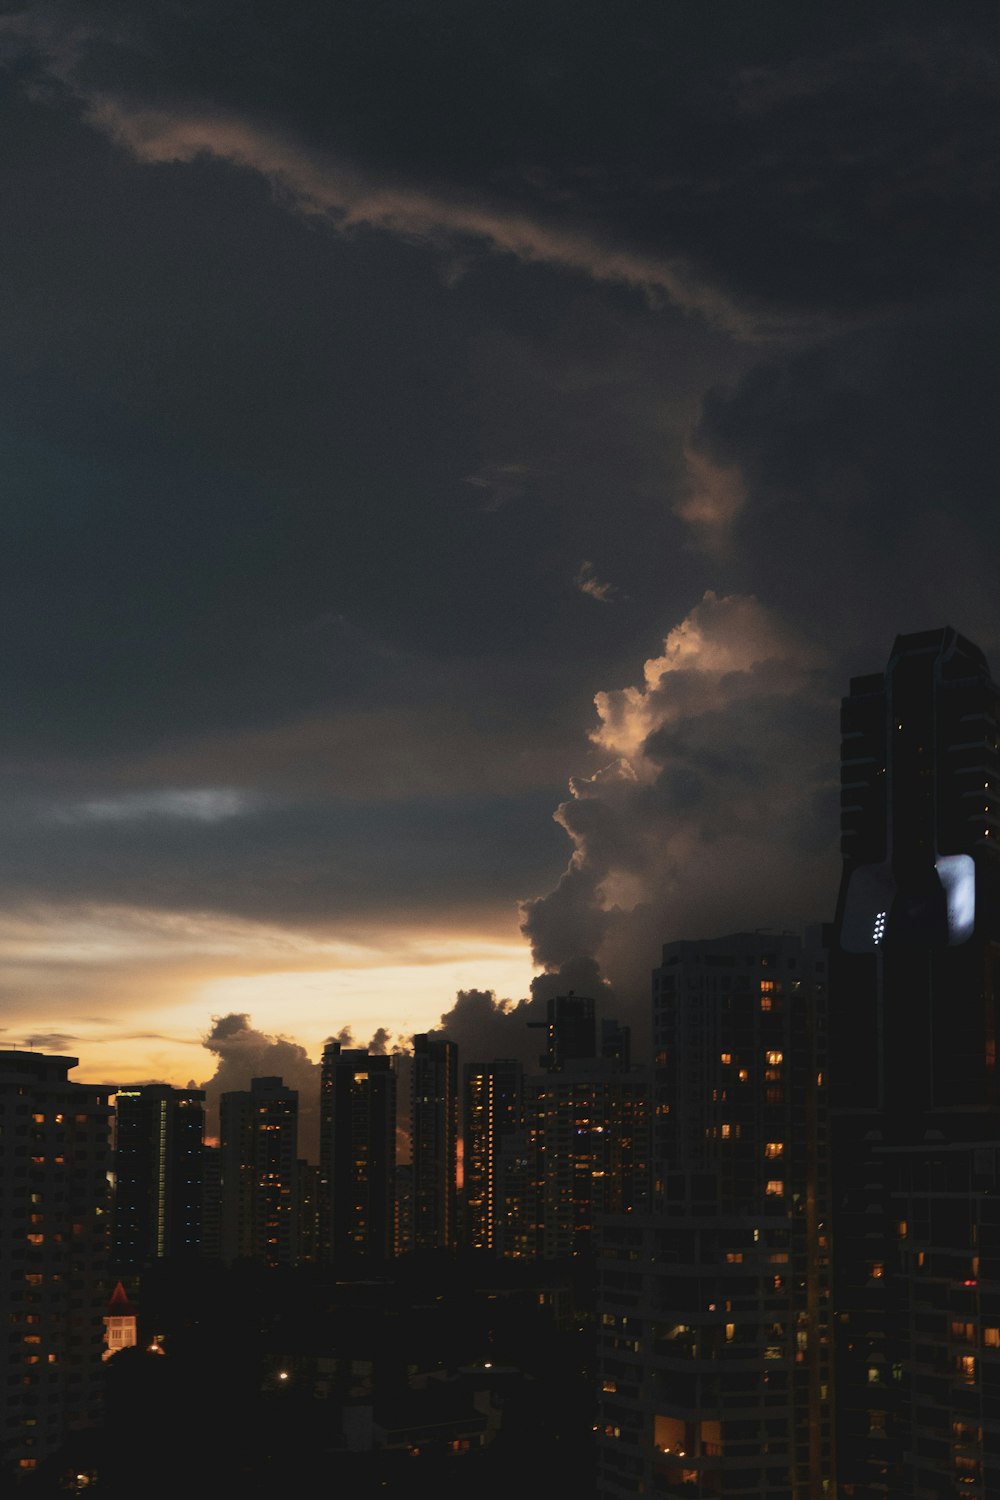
[0,4,997,1097]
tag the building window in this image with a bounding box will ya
[765,1180,784,1196]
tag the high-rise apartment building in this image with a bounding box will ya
[319,1042,397,1267]
[482,999,649,1262]
[410,1034,458,1253]
[595,929,833,1500]
[110,1084,205,1273]
[830,626,1000,1495]
[0,1051,114,1484]
[463,1058,523,1253]
[527,1058,650,1261]
[219,1076,299,1268]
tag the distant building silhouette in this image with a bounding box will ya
[319,1042,397,1267]
[110,1083,205,1273]
[0,1051,113,1484]
[410,1035,458,1253]
[529,990,597,1071]
[479,1000,650,1261]
[463,1058,523,1253]
[219,1076,299,1267]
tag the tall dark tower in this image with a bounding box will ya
[830,627,1000,1494]
[111,1084,205,1274]
[410,1035,458,1253]
[462,1057,523,1254]
[833,625,1000,1120]
[319,1042,396,1268]
[219,1076,299,1267]
[528,992,598,1072]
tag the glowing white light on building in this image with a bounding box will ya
[936,854,976,945]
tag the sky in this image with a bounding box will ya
[0,1,998,1152]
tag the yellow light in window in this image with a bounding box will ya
[765,1142,784,1158]
[766,1050,783,1065]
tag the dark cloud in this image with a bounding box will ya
[688,303,1000,662]
[0,3,996,1077]
[519,593,840,1053]
[430,957,617,1073]
[0,787,567,925]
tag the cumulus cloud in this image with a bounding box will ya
[427,961,618,1105]
[520,592,840,1054]
[430,987,544,1072]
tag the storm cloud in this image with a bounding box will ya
[0,2,995,1084]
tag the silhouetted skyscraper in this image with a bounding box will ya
[319,1042,396,1267]
[111,1084,205,1273]
[831,626,1000,1494]
[530,991,598,1072]
[219,1076,299,1267]
[0,1051,113,1484]
[463,1057,523,1253]
[410,1035,458,1253]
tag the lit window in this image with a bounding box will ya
[720,1052,732,1065]
[868,1262,885,1279]
[765,1142,784,1158]
[766,1051,783,1065]
[765,1180,784,1196]
[958,1354,977,1384]
[984,1327,1000,1348]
